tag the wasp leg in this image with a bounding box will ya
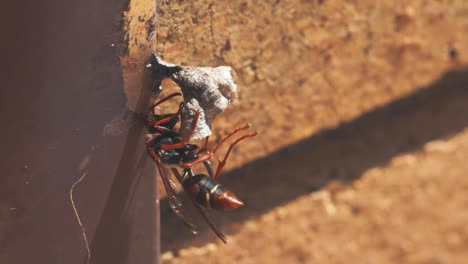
[196,136,210,155]
[213,132,257,180]
[184,110,200,141]
[151,92,182,112]
[150,102,184,126]
[151,114,177,127]
[160,142,187,151]
[212,124,251,154]
[203,160,214,178]
[153,124,179,135]
[181,153,213,169]
[147,138,199,232]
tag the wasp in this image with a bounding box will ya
[145,92,257,243]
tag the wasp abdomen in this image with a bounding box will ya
[183,174,244,210]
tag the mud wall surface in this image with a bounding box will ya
[2,1,468,264]
[152,1,468,261]
[155,1,468,170]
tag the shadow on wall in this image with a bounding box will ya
[160,68,468,252]
[90,70,156,263]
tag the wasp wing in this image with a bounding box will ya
[151,154,199,233]
[170,168,227,243]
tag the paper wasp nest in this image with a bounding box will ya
[149,55,238,141]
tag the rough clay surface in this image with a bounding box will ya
[156,0,468,171]
[151,1,468,263]
[162,128,468,263]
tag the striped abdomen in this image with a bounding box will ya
[182,173,244,210]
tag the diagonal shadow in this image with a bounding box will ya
[89,119,147,264]
[89,68,157,263]
[161,68,468,252]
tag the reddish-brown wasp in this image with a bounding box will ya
[145,92,256,243]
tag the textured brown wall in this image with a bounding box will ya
[115,0,468,254]
[146,0,468,255]
[152,1,468,171]
[2,1,468,263]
